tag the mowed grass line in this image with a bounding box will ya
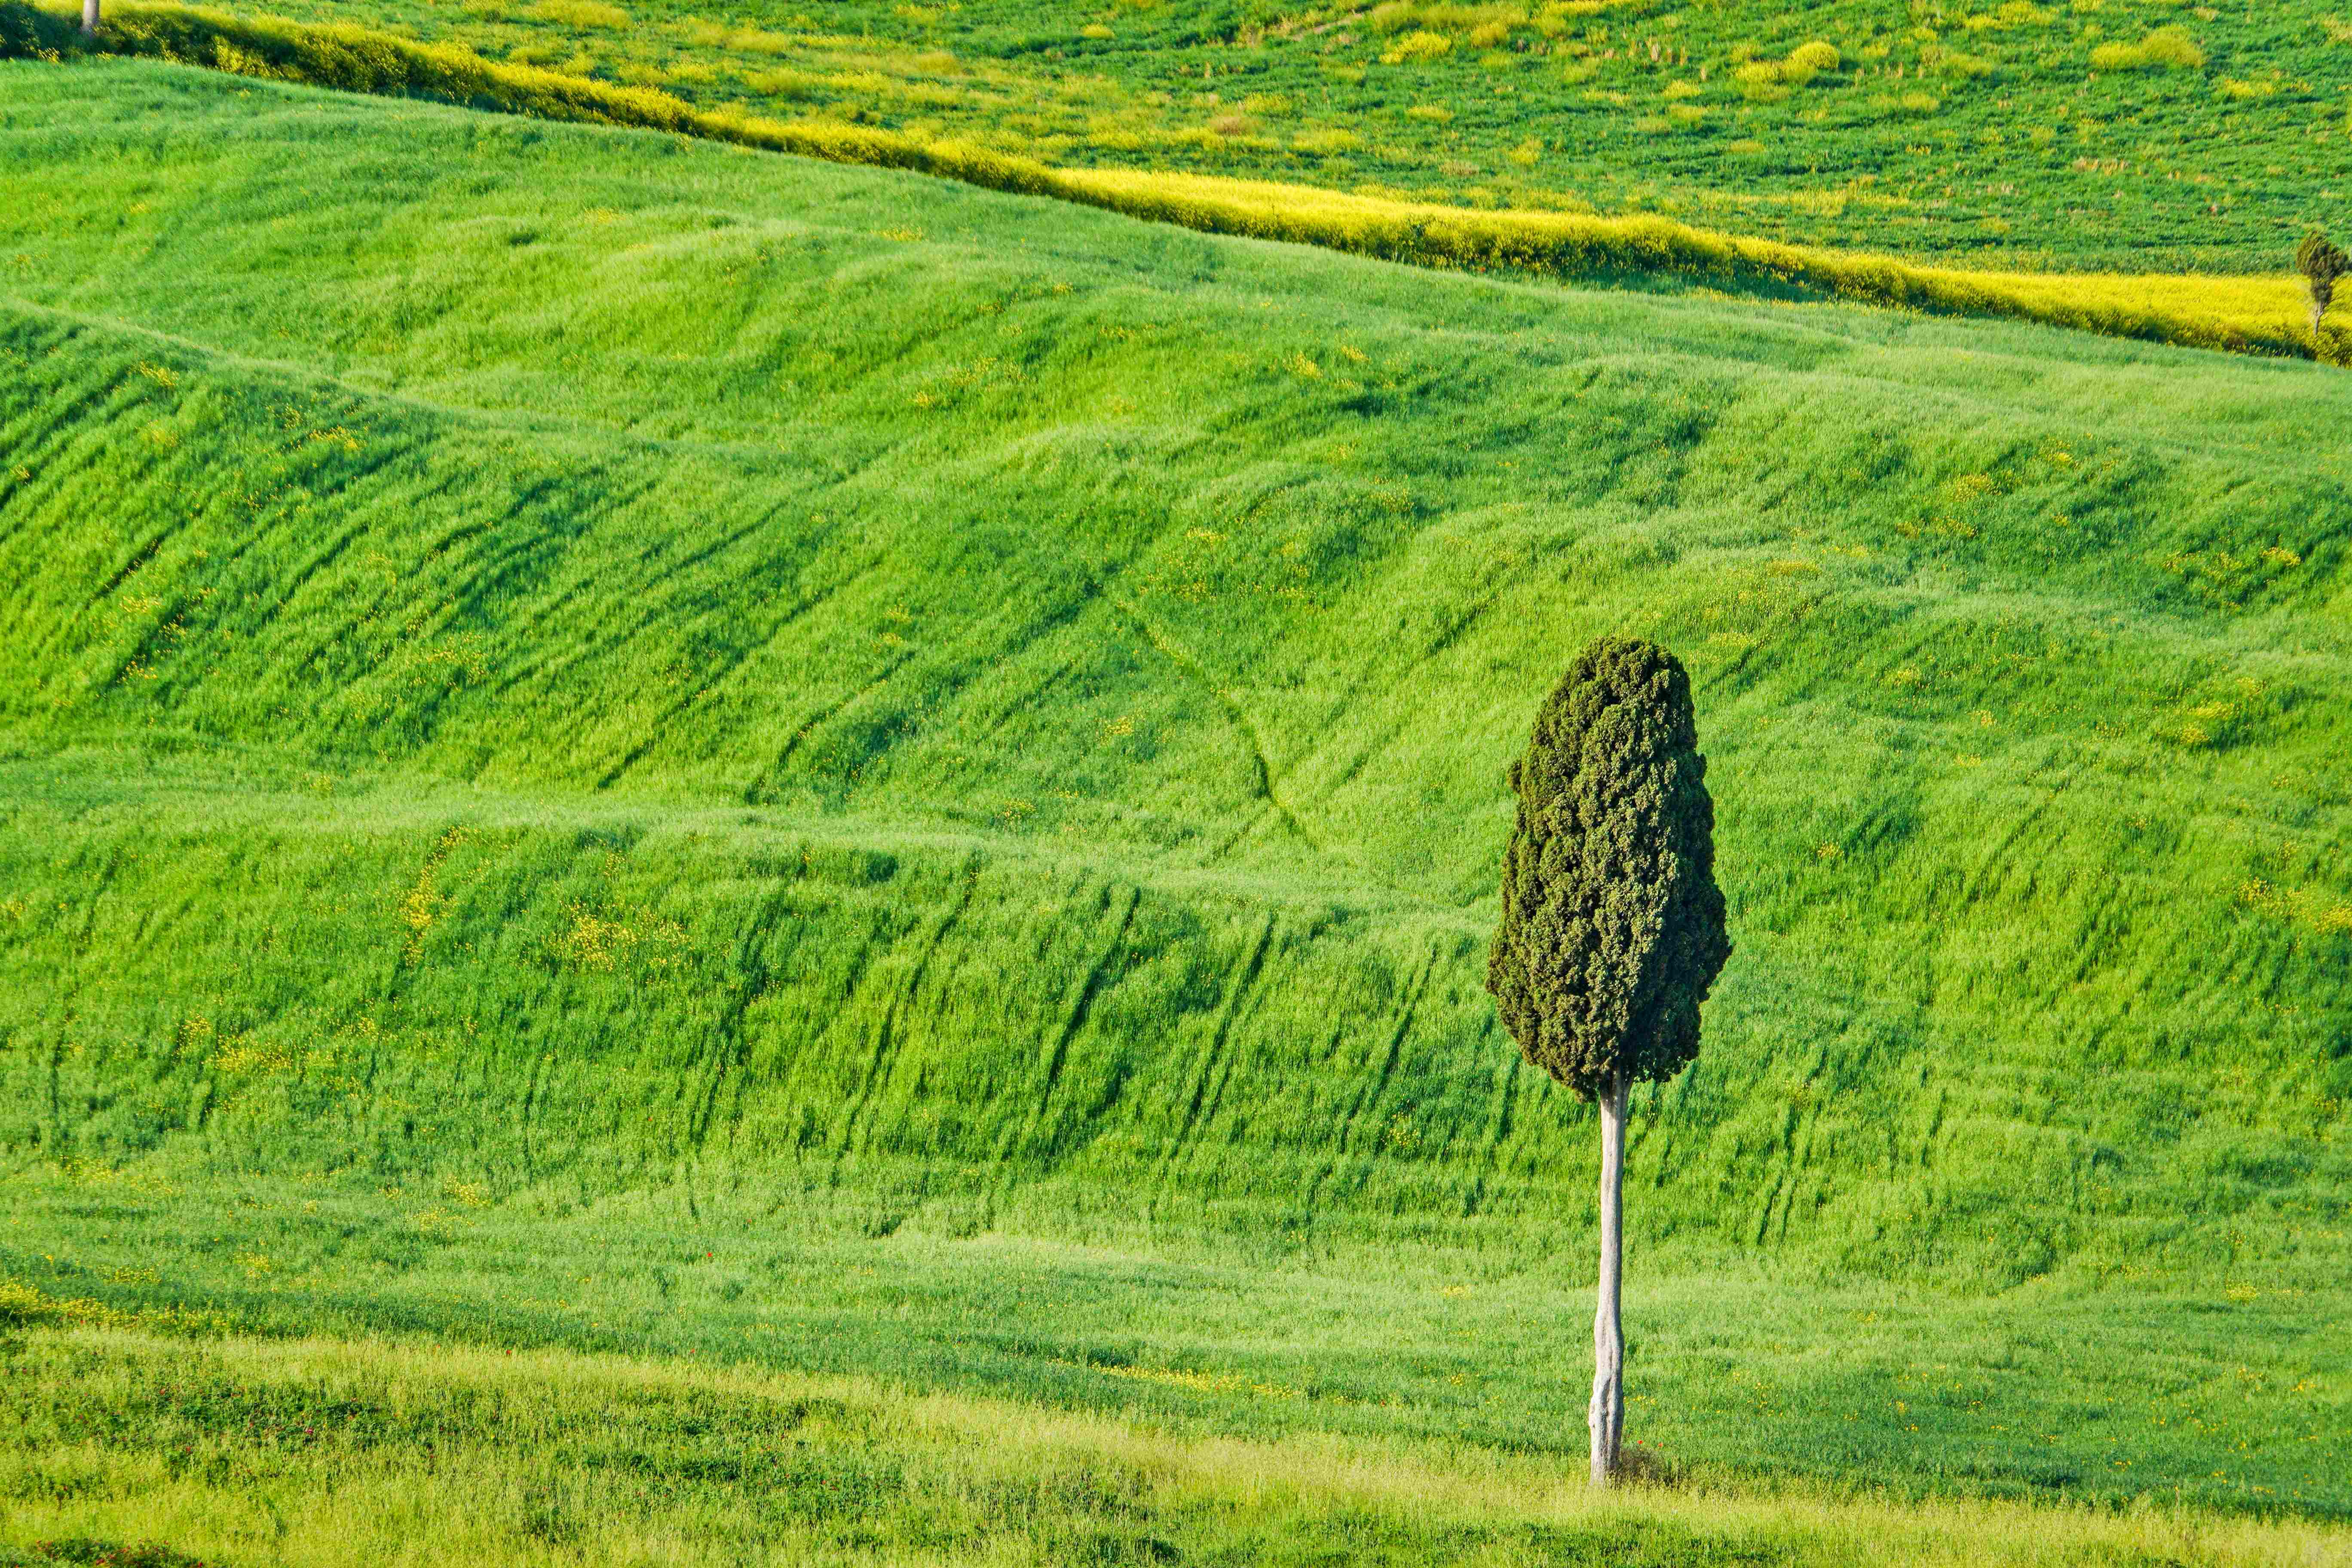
[4,1327,2346,1568]
[0,0,2336,365]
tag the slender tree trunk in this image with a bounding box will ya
[1588,1069,1629,1486]
[82,0,98,35]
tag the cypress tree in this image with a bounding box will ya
[1487,635,1731,1486]
[2299,230,2349,338]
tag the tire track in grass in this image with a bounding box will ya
[430,467,676,693]
[2,357,196,653]
[1108,591,1322,858]
[749,646,919,805]
[243,460,507,710]
[1153,911,1275,1208]
[998,882,1140,1173]
[593,524,867,790]
[686,884,800,1194]
[0,320,160,523]
[1461,1031,1521,1220]
[827,870,976,1185]
[1305,939,1435,1214]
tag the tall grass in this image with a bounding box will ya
[7,1328,2342,1567]
[0,1,2338,364]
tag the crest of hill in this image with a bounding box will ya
[15,0,2352,273]
[0,60,2348,1292]
[0,1,2341,364]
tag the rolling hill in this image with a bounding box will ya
[1,52,2349,1534]
[48,0,2352,272]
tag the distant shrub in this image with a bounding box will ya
[1367,0,1418,34]
[1737,41,1839,94]
[1404,102,1453,121]
[528,0,629,28]
[2140,26,2205,65]
[2299,229,2349,335]
[1207,111,1255,136]
[1786,40,1840,74]
[677,18,796,53]
[1901,90,1940,112]
[1079,22,1112,39]
[1380,28,1452,62]
[1421,2,1523,33]
[1972,0,2053,24]
[1467,19,1509,47]
[2090,26,2203,71]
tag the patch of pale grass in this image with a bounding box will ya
[9,1329,2344,1568]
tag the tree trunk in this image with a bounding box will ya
[82,0,98,35]
[2315,279,2336,339]
[1588,1069,1629,1486]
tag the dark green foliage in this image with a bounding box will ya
[2300,229,2349,329]
[1488,638,1730,1102]
[2297,229,2349,286]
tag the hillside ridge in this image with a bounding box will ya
[0,57,2344,1280]
[2,3,2343,364]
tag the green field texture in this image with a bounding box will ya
[11,0,2340,368]
[2,56,2350,1528]
[6,1326,2342,1568]
[43,0,2352,272]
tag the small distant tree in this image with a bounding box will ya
[2300,229,2349,337]
[1487,636,1731,1487]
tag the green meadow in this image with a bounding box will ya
[147,0,2352,271]
[1,51,2349,1564]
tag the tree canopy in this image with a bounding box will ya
[1487,636,1731,1101]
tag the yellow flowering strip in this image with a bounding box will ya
[0,1277,239,1337]
[2,0,2337,365]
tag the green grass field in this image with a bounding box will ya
[77,0,2352,272]
[2,51,2350,1564]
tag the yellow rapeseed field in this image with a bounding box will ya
[15,1,2340,367]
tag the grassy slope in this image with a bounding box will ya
[115,0,2352,271]
[9,1,2336,366]
[8,1328,2343,1568]
[2,58,2350,1519]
